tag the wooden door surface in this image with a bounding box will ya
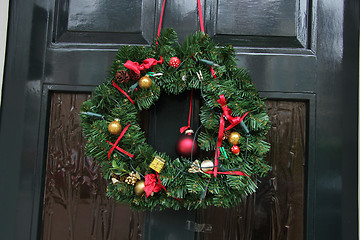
[0,0,358,239]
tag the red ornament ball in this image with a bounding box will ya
[231,145,240,155]
[175,132,199,158]
[169,57,181,68]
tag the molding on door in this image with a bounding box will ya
[0,0,9,106]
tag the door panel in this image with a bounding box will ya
[205,0,310,48]
[42,92,144,240]
[54,0,155,44]
[197,100,306,240]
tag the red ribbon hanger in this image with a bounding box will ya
[197,0,205,32]
[157,0,167,42]
[157,0,205,38]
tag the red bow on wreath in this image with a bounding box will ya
[124,57,164,74]
[213,95,249,177]
[143,173,166,197]
[217,95,249,131]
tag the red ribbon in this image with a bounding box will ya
[112,81,135,105]
[124,57,164,75]
[210,66,217,79]
[206,170,249,177]
[180,90,194,133]
[213,95,249,177]
[107,142,134,159]
[143,173,166,197]
[217,95,249,131]
[107,124,134,160]
[197,0,205,32]
[156,0,166,44]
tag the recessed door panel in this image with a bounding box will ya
[206,0,310,48]
[41,92,144,240]
[53,0,155,44]
[197,100,306,240]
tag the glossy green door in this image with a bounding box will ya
[0,0,358,239]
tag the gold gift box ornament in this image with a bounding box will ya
[149,155,166,173]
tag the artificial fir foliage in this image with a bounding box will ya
[80,29,271,211]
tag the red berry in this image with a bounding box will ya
[169,57,181,68]
[231,145,240,155]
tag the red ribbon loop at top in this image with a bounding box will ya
[124,57,164,75]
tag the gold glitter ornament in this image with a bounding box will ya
[138,75,152,89]
[228,132,241,145]
[108,119,122,135]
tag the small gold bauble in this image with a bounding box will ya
[134,180,145,196]
[138,75,152,89]
[201,160,214,173]
[228,131,241,145]
[108,119,122,135]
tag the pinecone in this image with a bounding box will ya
[128,70,141,81]
[116,70,130,83]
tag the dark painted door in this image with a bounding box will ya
[0,0,358,239]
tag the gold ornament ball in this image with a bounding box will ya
[139,75,152,89]
[201,160,214,173]
[228,131,241,145]
[108,119,122,135]
[134,180,145,196]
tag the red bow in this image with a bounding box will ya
[217,95,249,131]
[143,173,166,197]
[124,57,164,74]
[213,95,249,177]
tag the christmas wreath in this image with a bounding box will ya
[80,29,271,210]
